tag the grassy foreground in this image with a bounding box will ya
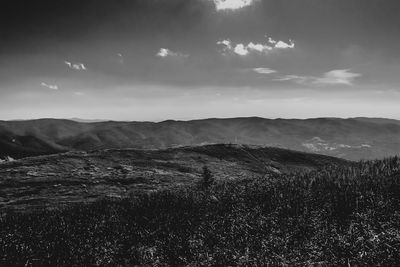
[1,158,400,266]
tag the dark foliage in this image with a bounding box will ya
[201,165,214,189]
[1,157,400,266]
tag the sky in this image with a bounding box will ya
[1,0,400,121]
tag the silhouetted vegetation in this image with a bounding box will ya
[201,165,214,189]
[1,157,400,266]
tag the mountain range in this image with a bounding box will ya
[1,117,400,160]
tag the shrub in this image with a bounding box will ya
[201,165,214,189]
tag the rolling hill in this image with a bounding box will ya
[0,144,347,211]
[1,117,400,160]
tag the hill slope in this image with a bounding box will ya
[0,144,347,211]
[1,150,399,266]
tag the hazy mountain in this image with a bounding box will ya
[0,117,400,160]
[69,118,108,123]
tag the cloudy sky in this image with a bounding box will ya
[1,0,400,121]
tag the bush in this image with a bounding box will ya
[201,165,214,189]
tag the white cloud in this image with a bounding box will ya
[217,39,232,48]
[218,41,272,56]
[233,44,249,56]
[156,48,170,57]
[217,36,294,56]
[274,69,361,86]
[248,42,273,52]
[313,69,362,85]
[253,68,277,74]
[267,37,277,44]
[74,91,85,96]
[156,48,187,58]
[274,40,295,49]
[217,39,233,55]
[41,82,58,90]
[213,0,256,11]
[65,61,86,70]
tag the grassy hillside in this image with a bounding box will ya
[0,156,399,266]
[1,117,400,160]
[0,144,346,211]
[0,125,65,159]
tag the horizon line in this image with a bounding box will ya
[1,116,399,123]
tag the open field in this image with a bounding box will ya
[0,145,399,266]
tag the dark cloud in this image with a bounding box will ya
[0,0,213,52]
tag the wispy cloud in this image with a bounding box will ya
[74,91,85,96]
[65,61,87,70]
[41,82,58,90]
[217,37,295,56]
[313,69,362,85]
[274,69,362,86]
[253,67,277,74]
[272,75,310,83]
[156,48,188,58]
[212,0,257,11]
[117,53,124,64]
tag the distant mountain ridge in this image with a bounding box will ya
[0,117,400,160]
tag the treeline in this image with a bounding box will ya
[0,157,400,266]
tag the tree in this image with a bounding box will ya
[201,165,214,189]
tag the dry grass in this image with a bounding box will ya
[1,157,400,266]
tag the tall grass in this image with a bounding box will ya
[1,157,400,266]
